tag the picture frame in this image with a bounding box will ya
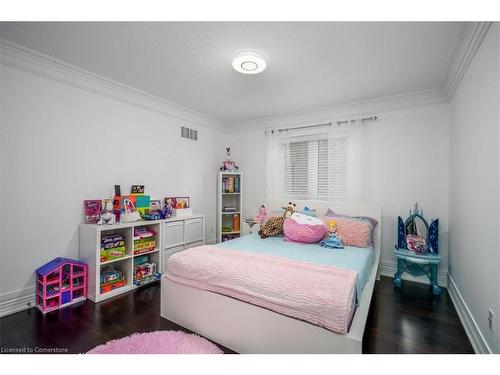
[164,196,190,209]
[131,185,145,195]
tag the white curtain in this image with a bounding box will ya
[347,118,370,202]
[265,130,283,204]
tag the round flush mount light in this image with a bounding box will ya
[232,51,267,75]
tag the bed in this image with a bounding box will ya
[161,201,381,353]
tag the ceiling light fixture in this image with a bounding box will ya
[232,51,266,75]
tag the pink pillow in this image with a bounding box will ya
[320,217,373,248]
[284,214,326,244]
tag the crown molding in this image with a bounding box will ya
[0,38,229,133]
[441,22,492,101]
[229,88,447,133]
[3,22,488,135]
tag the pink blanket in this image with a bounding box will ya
[166,245,358,334]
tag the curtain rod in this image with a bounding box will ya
[267,115,378,134]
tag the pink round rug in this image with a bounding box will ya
[87,330,223,354]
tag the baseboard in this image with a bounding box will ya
[447,275,492,354]
[0,287,36,318]
[206,237,217,245]
[379,260,448,287]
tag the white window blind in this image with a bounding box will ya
[276,130,349,201]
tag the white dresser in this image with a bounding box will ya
[162,214,205,272]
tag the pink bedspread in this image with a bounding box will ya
[166,245,358,334]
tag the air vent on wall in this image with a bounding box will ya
[181,126,198,141]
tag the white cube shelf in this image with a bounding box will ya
[80,214,204,303]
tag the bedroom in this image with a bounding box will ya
[0,0,499,371]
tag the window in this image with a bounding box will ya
[274,130,349,202]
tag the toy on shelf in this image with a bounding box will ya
[100,234,126,262]
[35,257,88,314]
[133,255,161,286]
[150,200,162,211]
[255,204,267,223]
[84,200,102,224]
[164,199,173,218]
[98,199,116,225]
[100,268,126,294]
[131,185,145,195]
[133,227,156,255]
[320,220,344,249]
[135,195,151,216]
[220,146,239,171]
[165,197,192,217]
[120,198,142,223]
[143,203,173,220]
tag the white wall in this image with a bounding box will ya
[228,103,450,283]
[0,63,224,302]
[449,24,500,353]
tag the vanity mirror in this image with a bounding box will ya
[396,202,439,254]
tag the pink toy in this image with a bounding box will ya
[35,257,88,314]
[283,212,326,244]
[255,204,267,223]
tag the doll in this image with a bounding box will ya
[320,220,344,249]
[255,204,267,223]
[98,199,116,225]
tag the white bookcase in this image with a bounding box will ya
[79,214,204,303]
[217,171,242,243]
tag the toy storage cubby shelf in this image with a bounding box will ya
[217,172,242,243]
[80,220,163,303]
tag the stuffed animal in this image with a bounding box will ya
[320,220,344,249]
[258,202,296,239]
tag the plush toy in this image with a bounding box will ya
[320,220,344,249]
[258,202,296,239]
[220,146,239,171]
[98,199,116,225]
[255,204,267,223]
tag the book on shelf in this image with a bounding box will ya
[222,175,240,193]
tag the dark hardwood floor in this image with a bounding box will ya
[0,276,473,354]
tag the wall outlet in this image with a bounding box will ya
[488,309,494,332]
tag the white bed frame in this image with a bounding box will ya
[161,201,381,353]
